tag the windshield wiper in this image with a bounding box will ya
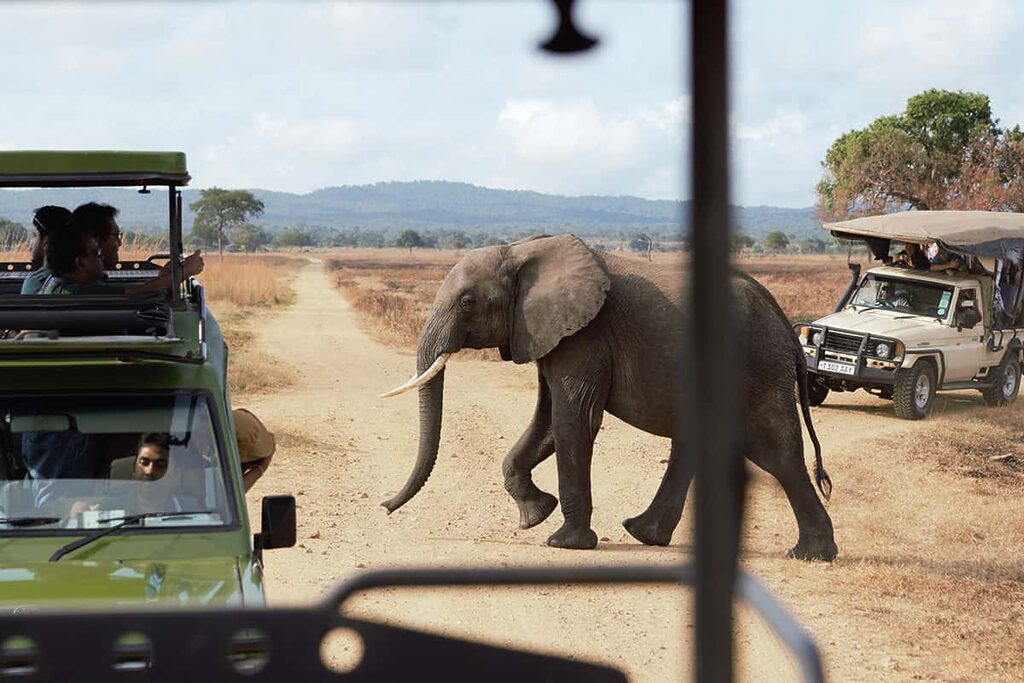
[0,516,62,528]
[49,510,214,562]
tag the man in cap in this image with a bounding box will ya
[234,408,275,492]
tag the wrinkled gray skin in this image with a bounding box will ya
[384,234,837,560]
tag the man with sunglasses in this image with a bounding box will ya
[38,226,203,295]
[66,202,122,269]
[19,205,71,295]
[38,202,203,295]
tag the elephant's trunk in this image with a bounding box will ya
[381,342,448,514]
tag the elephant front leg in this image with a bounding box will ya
[502,372,558,529]
[546,382,605,550]
[502,430,557,529]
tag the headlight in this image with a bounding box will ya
[811,331,824,346]
[875,342,891,359]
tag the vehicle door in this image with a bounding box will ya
[942,287,986,382]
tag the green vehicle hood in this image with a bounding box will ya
[0,556,246,611]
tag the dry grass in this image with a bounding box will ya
[197,254,300,308]
[734,253,871,321]
[327,248,497,360]
[196,254,303,394]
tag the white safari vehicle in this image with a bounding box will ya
[798,211,1024,419]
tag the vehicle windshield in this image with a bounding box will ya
[850,274,955,319]
[0,393,232,533]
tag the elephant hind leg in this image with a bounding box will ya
[623,439,692,546]
[748,399,837,561]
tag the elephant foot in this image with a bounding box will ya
[517,492,558,530]
[786,535,838,562]
[546,524,598,550]
[622,513,674,547]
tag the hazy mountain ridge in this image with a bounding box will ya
[0,180,820,238]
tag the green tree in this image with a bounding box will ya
[798,237,826,254]
[730,233,755,254]
[763,231,790,252]
[395,229,424,253]
[815,89,1024,219]
[189,188,265,259]
[229,223,270,252]
[272,228,313,248]
[441,231,470,250]
[628,232,654,260]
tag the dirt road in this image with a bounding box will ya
[242,260,1019,681]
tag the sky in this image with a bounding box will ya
[0,0,1022,208]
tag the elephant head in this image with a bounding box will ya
[380,234,611,513]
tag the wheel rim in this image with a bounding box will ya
[914,373,931,409]
[1004,365,1018,398]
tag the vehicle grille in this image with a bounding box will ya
[823,330,886,356]
[824,330,864,354]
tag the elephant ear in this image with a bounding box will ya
[509,234,610,363]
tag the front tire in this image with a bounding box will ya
[982,356,1021,407]
[894,361,936,420]
[806,373,830,406]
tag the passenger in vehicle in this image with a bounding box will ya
[71,433,201,516]
[20,205,71,295]
[930,247,969,275]
[22,428,101,508]
[893,242,930,270]
[37,224,204,295]
[66,202,123,269]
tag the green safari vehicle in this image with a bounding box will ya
[0,151,295,615]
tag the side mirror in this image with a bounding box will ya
[956,307,982,330]
[255,495,296,553]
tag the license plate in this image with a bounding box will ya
[818,360,856,376]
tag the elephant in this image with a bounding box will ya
[381,234,837,560]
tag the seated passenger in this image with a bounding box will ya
[930,247,967,275]
[38,224,204,295]
[893,242,930,270]
[71,433,201,516]
[22,429,101,509]
[21,205,71,295]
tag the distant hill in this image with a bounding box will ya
[0,180,820,239]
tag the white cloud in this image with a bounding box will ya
[735,110,809,146]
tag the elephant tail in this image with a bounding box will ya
[796,349,832,501]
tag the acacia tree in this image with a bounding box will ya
[395,229,424,253]
[189,188,265,259]
[815,89,1024,219]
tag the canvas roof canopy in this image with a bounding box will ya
[0,150,189,187]
[825,210,1024,259]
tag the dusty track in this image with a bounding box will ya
[243,260,1020,681]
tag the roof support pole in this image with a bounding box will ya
[169,185,182,304]
[687,1,745,681]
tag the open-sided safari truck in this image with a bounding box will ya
[0,151,296,619]
[798,210,1024,419]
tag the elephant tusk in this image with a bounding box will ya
[379,353,451,398]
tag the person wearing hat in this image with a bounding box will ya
[235,408,275,492]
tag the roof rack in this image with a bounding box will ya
[0,285,208,365]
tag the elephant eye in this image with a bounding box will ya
[459,293,476,310]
